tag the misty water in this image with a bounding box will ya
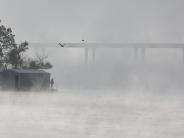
[1,45,184,138]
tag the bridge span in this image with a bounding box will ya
[60,43,184,64]
[30,43,184,64]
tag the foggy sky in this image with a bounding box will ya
[0,0,184,43]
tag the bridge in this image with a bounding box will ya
[58,43,184,64]
[30,42,184,64]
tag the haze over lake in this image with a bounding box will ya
[0,45,184,138]
[1,0,184,137]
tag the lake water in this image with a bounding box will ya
[0,90,184,138]
[1,45,184,137]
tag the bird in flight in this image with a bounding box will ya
[58,42,64,47]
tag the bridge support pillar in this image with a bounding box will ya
[85,47,89,65]
[141,48,145,63]
[92,48,96,64]
[134,48,138,63]
[182,48,184,64]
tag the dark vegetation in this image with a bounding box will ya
[0,20,52,69]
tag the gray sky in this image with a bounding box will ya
[0,0,184,43]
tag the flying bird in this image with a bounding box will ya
[58,42,64,47]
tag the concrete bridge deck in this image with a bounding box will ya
[60,43,184,48]
[30,43,184,64]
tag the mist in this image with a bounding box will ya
[1,86,184,138]
[26,44,184,91]
[1,0,184,137]
[1,0,184,43]
[0,44,183,137]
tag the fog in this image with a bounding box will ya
[1,0,184,43]
[0,45,184,137]
[28,45,184,90]
[1,0,184,136]
[1,90,184,138]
